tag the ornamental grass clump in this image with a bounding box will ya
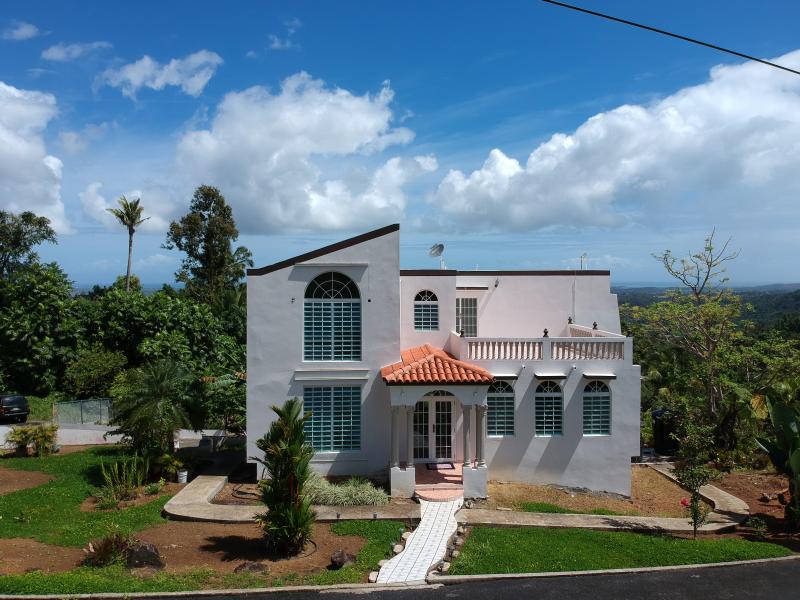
[252,398,316,555]
[304,472,389,506]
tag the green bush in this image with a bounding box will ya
[304,472,388,506]
[5,423,59,457]
[144,478,166,496]
[100,455,149,501]
[64,345,127,399]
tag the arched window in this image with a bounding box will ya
[414,290,439,331]
[583,381,611,435]
[304,272,361,361]
[487,381,515,436]
[534,381,563,436]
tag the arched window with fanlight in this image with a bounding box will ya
[534,381,563,436]
[414,290,439,331]
[583,381,611,435]
[487,380,515,436]
[303,272,361,361]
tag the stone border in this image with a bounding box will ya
[163,474,421,523]
[427,554,800,585]
[0,582,436,600]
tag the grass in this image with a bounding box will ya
[520,501,628,516]
[449,527,793,575]
[0,446,169,546]
[0,520,404,594]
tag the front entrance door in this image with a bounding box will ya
[413,395,454,462]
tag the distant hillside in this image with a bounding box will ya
[615,285,800,325]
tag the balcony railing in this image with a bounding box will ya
[452,331,630,363]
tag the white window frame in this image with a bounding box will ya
[534,380,563,437]
[487,380,515,437]
[583,380,612,436]
[414,290,439,331]
[303,272,362,362]
[302,385,361,452]
[455,297,478,337]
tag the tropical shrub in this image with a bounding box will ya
[83,527,137,567]
[100,455,149,501]
[252,398,316,555]
[144,477,166,496]
[672,407,716,538]
[109,359,202,455]
[757,397,800,530]
[64,345,127,398]
[304,472,388,506]
[5,423,59,457]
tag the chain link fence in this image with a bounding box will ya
[55,398,113,425]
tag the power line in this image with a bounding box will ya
[541,0,800,76]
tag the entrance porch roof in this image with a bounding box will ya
[381,344,494,385]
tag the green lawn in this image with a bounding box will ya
[520,502,631,516]
[449,527,793,575]
[0,520,403,594]
[0,446,169,546]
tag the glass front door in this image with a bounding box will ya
[413,396,454,462]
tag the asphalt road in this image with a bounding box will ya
[182,560,799,600]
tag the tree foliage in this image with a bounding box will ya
[0,211,56,278]
[253,398,316,555]
[757,394,800,530]
[64,345,128,399]
[106,196,149,292]
[163,185,252,306]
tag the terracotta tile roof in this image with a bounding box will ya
[381,344,494,385]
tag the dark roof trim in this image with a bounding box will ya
[400,269,610,276]
[399,269,458,276]
[248,224,400,276]
[457,286,490,291]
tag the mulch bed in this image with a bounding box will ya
[79,483,185,512]
[136,521,365,575]
[0,466,52,495]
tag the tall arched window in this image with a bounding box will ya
[583,381,611,435]
[304,272,361,361]
[535,381,563,436]
[414,290,439,331]
[487,381,515,436]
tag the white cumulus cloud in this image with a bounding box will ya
[176,72,423,232]
[79,182,177,233]
[434,50,800,232]
[42,41,111,62]
[100,50,223,99]
[0,81,71,233]
[2,21,41,41]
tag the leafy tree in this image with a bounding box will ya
[106,196,149,292]
[0,262,79,394]
[757,394,800,530]
[0,211,56,278]
[64,345,128,398]
[109,359,203,455]
[163,185,252,306]
[253,398,316,555]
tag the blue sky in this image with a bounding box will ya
[2,0,799,286]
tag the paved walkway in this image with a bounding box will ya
[164,474,421,523]
[457,464,750,534]
[377,498,462,584]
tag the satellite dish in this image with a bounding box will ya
[429,243,444,257]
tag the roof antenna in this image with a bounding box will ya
[580,253,588,270]
[429,243,445,270]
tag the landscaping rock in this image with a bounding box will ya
[456,526,465,535]
[126,543,164,569]
[368,571,379,583]
[451,549,460,559]
[401,531,412,540]
[234,561,269,574]
[440,561,451,573]
[454,537,464,547]
[378,559,388,567]
[330,549,357,569]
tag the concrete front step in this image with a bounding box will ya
[416,488,465,502]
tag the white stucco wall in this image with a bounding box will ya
[246,229,400,478]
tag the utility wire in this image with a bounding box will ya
[541,0,800,76]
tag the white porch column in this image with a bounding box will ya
[390,407,399,469]
[405,405,414,469]
[462,404,472,468]
[476,405,487,467]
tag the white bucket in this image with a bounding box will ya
[176,469,188,484]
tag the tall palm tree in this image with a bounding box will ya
[106,195,149,291]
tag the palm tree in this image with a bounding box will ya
[106,196,149,292]
[110,359,203,455]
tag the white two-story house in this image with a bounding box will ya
[247,224,641,498]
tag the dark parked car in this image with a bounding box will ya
[0,395,29,423]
